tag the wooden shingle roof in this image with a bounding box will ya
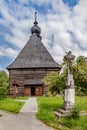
[7,19,60,70]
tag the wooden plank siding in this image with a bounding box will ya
[8,68,58,96]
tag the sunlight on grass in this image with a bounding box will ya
[37,96,63,129]
[16,96,28,100]
[37,96,87,130]
[76,96,87,111]
[0,98,24,113]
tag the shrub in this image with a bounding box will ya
[45,91,52,97]
[71,106,80,118]
[0,71,9,99]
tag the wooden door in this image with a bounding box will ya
[35,87,42,96]
[24,86,30,96]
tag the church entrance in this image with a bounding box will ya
[31,87,35,96]
[24,86,30,96]
[24,86,43,96]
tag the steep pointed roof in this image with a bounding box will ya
[7,13,59,69]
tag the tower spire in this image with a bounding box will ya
[34,12,38,25]
[31,12,41,37]
[35,12,37,22]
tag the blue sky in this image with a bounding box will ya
[0,0,87,71]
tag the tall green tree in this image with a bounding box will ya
[44,55,87,96]
[0,70,9,99]
[62,55,87,95]
[73,56,87,95]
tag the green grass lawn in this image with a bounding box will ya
[36,96,63,129]
[0,98,24,113]
[16,96,29,100]
[37,96,87,130]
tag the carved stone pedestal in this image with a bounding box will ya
[63,89,75,109]
[63,74,75,110]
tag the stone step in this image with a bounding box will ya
[55,109,71,118]
[54,111,66,118]
[56,109,71,115]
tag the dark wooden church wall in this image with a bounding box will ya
[9,68,58,96]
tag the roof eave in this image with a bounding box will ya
[7,66,61,70]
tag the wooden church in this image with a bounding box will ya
[7,13,60,96]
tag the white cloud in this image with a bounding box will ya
[2,47,18,59]
[0,50,3,56]
[31,0,51,6]
[0,0,87,66]
[5,48,18,58]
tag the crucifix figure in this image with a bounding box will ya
[64,51,75,74]
[62,51,75,110]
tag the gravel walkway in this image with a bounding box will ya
[20,97,38,113]
[0,97,54,130]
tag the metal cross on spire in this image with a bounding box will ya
[34,12,38,25]
[35,12,37,22]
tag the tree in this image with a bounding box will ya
[62,55,87,95]
[44,71,65,95]
[73,56,87,95]
[44,55,87,96]
[0,70,9,99]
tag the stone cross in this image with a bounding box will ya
[63,51,75,110]
[55,51,76,117]
[64,51,75,74]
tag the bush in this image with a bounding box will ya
[44,71,65,95]
[0,71,8,99]
[52,92,57,96]
[45,91,52,97]
[71,106,80,118]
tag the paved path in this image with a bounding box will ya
[20,97,38,113]
[0,97,54,130]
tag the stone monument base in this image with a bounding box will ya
[55,87,75,118]
[54,108,71,119]
[63,88,75,110]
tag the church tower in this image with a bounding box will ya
[7,13,60,96]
